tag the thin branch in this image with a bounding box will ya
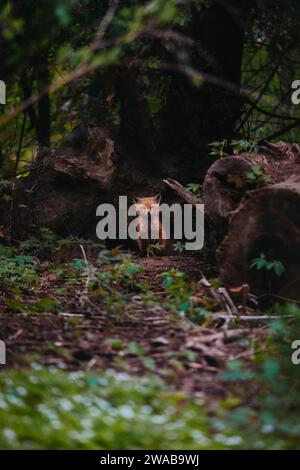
[242,97,299,122]
[0,32,263,128]
[80,244,91,295]
[91,0,119,51]
[237,46,292,132]
[0,0,125,128]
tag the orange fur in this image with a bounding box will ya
[134,194,166,255]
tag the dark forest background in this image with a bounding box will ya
[1,0,300,178]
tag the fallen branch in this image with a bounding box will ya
[199,274,238,317]
[163,178,203,207]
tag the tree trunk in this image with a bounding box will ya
[35,59,51,147]
[160,0,252,172]
[22,72,39,132]
[115,61,159,174]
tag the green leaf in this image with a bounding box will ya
[104,338,124,351]
[55,4,71,26]
[73,259,85,269]
[263,359,279,381]
[273,261,285,277]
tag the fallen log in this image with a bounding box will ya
[203,141,300,221]
[202,143,300,301]
[217,175,300,301]
[0,125,165,242]
[4,126,117,240]
[203,154,266,221]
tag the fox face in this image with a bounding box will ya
[133,193,161,209]
[133,194,165,256]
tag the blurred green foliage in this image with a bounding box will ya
[0,368,221,450]
[219,304,300,449]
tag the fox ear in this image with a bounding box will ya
[133,196,141,204]
[154,193,161,203]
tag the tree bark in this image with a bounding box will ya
[22,72,39,132]
[203,154,269,221]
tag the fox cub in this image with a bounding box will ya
[133,194,166,256]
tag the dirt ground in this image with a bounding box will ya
[0,251,262,399]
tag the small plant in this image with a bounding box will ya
[161,268,192,313]
[246,164,271,184]
[231,139,258,154]
[146,242,161,257]
[173,241,186,253]
[0,245,39,290]
[209,140,229,158]
[185,183,202,199]
[250,253,285,277]
[209,139,259,158]
[20,228,58,253]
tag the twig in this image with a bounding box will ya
[80,244,91,295]
[217,287,239,317]
[257,293,300,305]
[199,274,228,312]
[213,314,293,321]
[92,0,119,49]
[58,312,84,318]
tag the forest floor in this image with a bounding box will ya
[0,241,264,401]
